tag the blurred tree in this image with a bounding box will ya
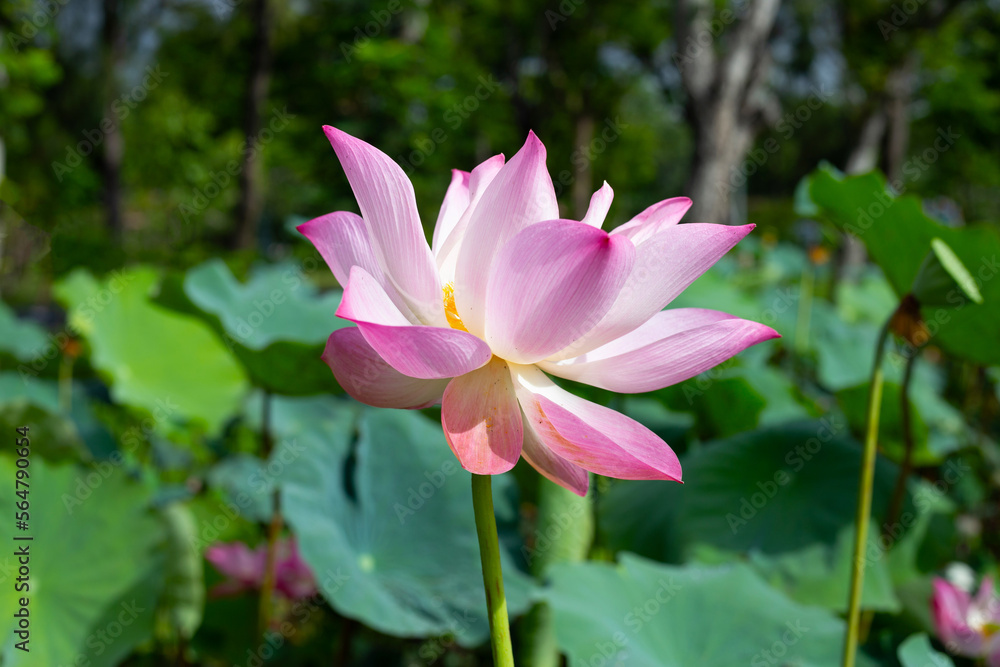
[675,0,782,225]
[231,0,272,250]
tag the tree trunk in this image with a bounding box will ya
[844,109,887,175]
[884,55,916,185]
[676,0,781,225]
[232,0,272,250]
[101,0,124,240]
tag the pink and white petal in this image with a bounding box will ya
[337,266,491,379]
[441,357,523,474]
[454,132,559,336]
[551,222,755,360]
[297,211,417,322]
[431,169,471,258]
[612,196,692,243]
[485,220,635,364]
[435,154,506,283]
[512,364,682,482]
[520,413,589,496]
[322,327,449,408]
[539,309,780,393]
[323,126,443,325]
[580,182,614,228]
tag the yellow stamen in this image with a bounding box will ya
[442,282,468,332]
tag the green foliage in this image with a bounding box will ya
[0,454,166,666]
[54,266,249,435]
[546,554,876,667]
[805,167,1000,365]
[274,395,534,645]
[897,633,955,667]
[156,258,350,394]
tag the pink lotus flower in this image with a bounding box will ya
[300,127,779,495]
[932,576,1000,664]
[205,539,317,600]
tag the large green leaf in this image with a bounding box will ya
[807,167,1000,364]
[898,633,955,667]
[0,373,87,461]
[157,259,350,395]
[0,300,48,364]
[54,267,248,435]
[546,555,876,667]
[599,421,928,613]
[274,396,534,645]
[602,421,906,557]
[0,454,165,666]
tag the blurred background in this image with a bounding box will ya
[1,0,1000,665]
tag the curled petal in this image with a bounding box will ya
[297,211,417,321]
[512,364,681,482]
[323,126,443,324]
[485,220,635,364]
[322,327,449,408]
[520,413,590,496]
[442,357,523,474]
[580,182,614,229]
[337,266,491,379]
[539,309,780,393]
[612,196,692,243]
[455,132,559,336]
[551,222,755,360]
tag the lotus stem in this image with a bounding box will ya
[842,318,891,667]
[884,349,918,536]
[258,390,282,636]
[471,473,515,667]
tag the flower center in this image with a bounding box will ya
[442,283,468,332]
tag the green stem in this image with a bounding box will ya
[795,265,814,356]
[884,349,918,536]
[842,318,891,667]
[471,474,514,667]
[520,479,593,667]
[257,390,281,636]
